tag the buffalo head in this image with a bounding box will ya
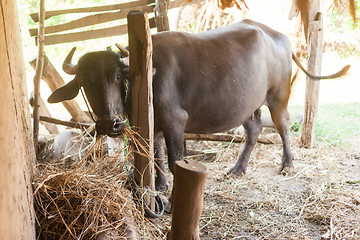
[48,46,130,137]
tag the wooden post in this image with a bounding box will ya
[127,11,155,210]
[168,160,208,240]
[300,2,323,148]
[30,55,91,123]
[0,0,36,238]
[154,0,170,31]
[33,0,45,152]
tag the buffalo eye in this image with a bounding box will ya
[117,74,122,80]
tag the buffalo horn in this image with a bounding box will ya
[115,43,129,57]
[62,47,78,75]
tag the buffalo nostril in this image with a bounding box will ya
[113,120,125,132]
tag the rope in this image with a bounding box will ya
[79,84,97,123]
[128,170,164,219]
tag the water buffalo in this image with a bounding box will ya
[48,19,349,192]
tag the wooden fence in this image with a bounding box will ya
[29,0,201,45]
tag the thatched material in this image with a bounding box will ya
[296,0,310,42]
[348,0,357,23]
[330,0,357,24]
[199,0,357,41]
[216,0,247,10]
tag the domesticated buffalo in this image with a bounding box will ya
[48,19,349,193]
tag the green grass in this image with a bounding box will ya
[288,103,360,151]
[315,103,360,150]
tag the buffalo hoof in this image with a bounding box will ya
[225,167,246,179]
[155,177,168,192]
[164,198,172,214]
[155,182,168,192]
[279,165,294,175]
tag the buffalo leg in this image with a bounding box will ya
[163,129,186,213]
[161,108,188,212]
[161,109,188,174]
[228,108,262,176]
[269,107,294,173]
[164,130,185,174]
[154,135,167,192]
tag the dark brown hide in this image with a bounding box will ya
[150,20,294,181]
[48,20,348,196]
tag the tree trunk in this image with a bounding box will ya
[0,0,36,239]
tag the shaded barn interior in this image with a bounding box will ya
[0,0,358,239]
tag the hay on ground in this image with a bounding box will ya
[34,128,165,239]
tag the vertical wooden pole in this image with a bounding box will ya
[168,160,208,240]
[154,0,170,32]
[0,0,36,238]
[127,11,155,210]
[33,0,45,153]
[300,0,323,148]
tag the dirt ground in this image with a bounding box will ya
[157,132,360,239]
[35,127,360,239]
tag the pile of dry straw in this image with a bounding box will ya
[33,127,165,239]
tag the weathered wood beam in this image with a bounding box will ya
[38,115,92,130]
[184,133,276,144]
[30,0,201,23]
[36,17,156,46]
[29,5,154,37]
[36,113,278,145]
[30,0,155,22]
[29,55,91,123]
[127,11,155,211]
[154,0,169,32]
[29,93,59,135]
[300,9,323,148]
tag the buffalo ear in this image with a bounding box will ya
[121,67,156,80]
[48,78,80,103]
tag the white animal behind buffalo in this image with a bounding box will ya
[53,130,124,167]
